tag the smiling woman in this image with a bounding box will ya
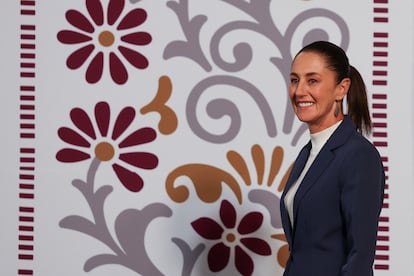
[280,41,385,276]
[289,50,349,134]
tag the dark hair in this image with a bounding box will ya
[295,41,372,134]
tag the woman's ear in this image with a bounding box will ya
[336,77,351,99]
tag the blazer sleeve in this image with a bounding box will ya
[339,142,385,276]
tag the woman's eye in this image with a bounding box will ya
[308,79,317,84]
[290,78,298,84]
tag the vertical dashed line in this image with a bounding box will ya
[372,0,390,271]
[19,1,36,275]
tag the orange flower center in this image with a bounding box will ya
[95,141,115,161]
[98,30,115,47]
[226,233,236,243]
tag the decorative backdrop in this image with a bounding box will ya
[2,0,414,275]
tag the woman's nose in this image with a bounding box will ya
[293,80,306,96]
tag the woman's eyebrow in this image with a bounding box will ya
[290,72,320,77]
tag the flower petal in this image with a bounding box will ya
[112,163,143,192]
[121,32,152,46]
[95,101,110,137]
[118,127,156,148]
[119,152,158,169]
[58,127,91,147]
[118,46,149,69]
[107,0,124,26]
[70,107,96,139]
[240,237,272,256]
[66,9,94,33]
[220,200,237,229]
[57,30,92,44]
[86,0,104,26]
[117,8,147,30]
[238,212,262,234]
[85,52,104,84]
[208,243,230,272]
[67,44,95,69]
[191,217,223,239]
[112,106,135,140]
[56,148,91,162]
[234,245,254,276]
[109,52,128,85]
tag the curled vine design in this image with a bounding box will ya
[165,0,350,144]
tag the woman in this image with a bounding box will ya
[280,41,385,276]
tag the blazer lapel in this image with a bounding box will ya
[292,116,355,225]
[281,141,311,243]
[292,148,334,219]
[283,142,312,193]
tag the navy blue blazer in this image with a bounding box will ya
[280,116,385,276]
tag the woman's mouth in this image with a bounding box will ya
[297,102,314,107]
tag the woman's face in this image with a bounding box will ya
[289,51,349,133]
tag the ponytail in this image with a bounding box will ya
[347,65,372,135]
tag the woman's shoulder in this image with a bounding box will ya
[342,131,382,161]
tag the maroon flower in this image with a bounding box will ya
[57,0,152,84]
[191,200,271,275]
[56,101,158,192]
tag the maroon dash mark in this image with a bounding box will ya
[21,24,35,30]
[21,0,36,5]
[20,43,35,49]
[19,244,34,250]
[20,86,35,91]
[373,132,387,138]
[374,32,388,38]
[372,94,387,100]
[373,41,388,47]
[21,34,35,40]
[20,72,35,78]
[374,17,388,23]
[373,51,387,57]
[373,8,388,13]
[21,10,35,15]
[20,95,35,101]
[373,122,387,128]
[18,269,33,275]
[372,103,387,109]
[21,53,35,59]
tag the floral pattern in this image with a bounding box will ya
[51,0,352,274]
[57,0,152,84]
[192,199,272,275]
[56,101,158,192]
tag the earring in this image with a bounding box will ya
[334,100,340,117]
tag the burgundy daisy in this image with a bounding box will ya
[191,200,271,275]
[56,101,158,192]
[57,0,152,84]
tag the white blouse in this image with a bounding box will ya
[284,120,342,228]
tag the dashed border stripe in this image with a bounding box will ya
[19,1,36,275]
[372,0,390,271]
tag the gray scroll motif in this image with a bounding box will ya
[186,75,277,143]
[60,158,172,275]
[165,0,350,145]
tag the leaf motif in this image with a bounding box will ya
[59,215,96,236]
[166,164,242,203]
[114,204,172,258]
[84,253,120,272]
